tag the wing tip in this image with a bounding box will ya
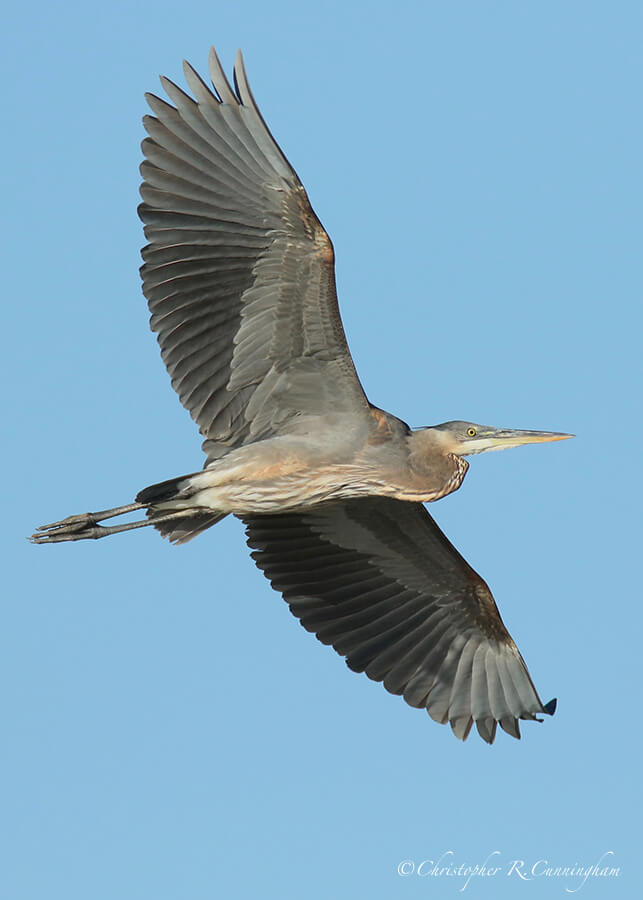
[475,717,498,744]
[450,715,474,742]
[208,46,238,105]
[543,697,557,716]
[181,58,199,85]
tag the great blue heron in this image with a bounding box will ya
[31,48,572,744]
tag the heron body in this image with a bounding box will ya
[143,411,469,521]
[32,49,572,744]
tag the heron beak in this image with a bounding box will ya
[486,428,575,450]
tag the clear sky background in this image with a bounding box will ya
[3,1,640,898]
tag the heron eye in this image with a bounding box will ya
[467,427,477,437]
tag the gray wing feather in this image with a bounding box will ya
[243,497,555,744]
[139,50,369,462]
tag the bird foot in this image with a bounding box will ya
[30,512,104,543]
[30,501,150,543]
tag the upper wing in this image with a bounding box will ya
[243,497,556,743]
[139,49,370,462]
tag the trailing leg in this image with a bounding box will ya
[30,470,229,545]
[30,502,199,543]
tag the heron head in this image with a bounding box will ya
[431,421,574,457]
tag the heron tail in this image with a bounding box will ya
[146,508,227,544]
[137,474,227,545]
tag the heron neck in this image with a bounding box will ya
[407,428,470,499]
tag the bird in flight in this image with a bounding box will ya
[32,48,572,744]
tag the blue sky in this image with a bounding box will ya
[3,1,640,898]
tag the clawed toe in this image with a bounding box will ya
[35,512,96,532]
[30,501,148,544]
[30,516,101,543]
